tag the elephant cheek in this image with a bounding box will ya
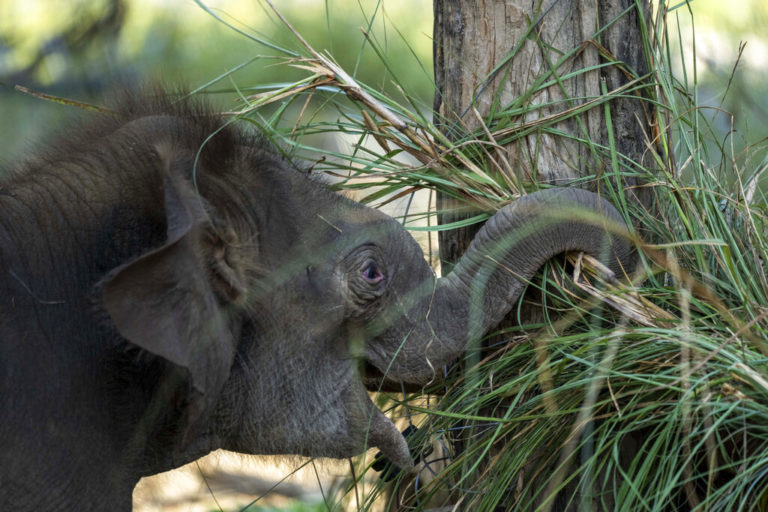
[283,371,410,468]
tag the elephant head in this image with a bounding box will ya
[100,143,631,472]
[1,91,633,508]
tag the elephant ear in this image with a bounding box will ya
[103,156,244,433]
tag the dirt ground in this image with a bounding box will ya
[133,451,345,511]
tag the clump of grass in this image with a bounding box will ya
[197,1,768,510]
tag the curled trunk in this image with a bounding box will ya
[382,188,633,384]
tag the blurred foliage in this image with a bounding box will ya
[0,0,432,90]
[669,0,768,193]
[0,0,432,162]
[1,0,765,168]
[1,0,766,173]
[682,0,768,39]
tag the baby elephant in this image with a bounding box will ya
[0,90,632,510]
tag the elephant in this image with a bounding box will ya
[0,89,633,510]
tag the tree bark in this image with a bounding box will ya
[427,1,652,510]
[435,0,651,272]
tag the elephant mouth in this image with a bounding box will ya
[362,360,394,389]
[362,360,425,393]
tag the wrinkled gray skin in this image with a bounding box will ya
[0,93,633,510]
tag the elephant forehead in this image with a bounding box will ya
[316,218,403,256]
[336,208,397,233]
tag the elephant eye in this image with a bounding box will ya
[342,250,388,313]
[361,260,384,284]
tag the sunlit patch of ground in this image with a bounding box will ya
[133,451,342,511]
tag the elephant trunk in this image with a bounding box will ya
[382,188,634,385]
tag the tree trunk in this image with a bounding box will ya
[426,1,652,510]
[435,1,650,269]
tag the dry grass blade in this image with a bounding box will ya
[14,85,114,113]
[573,253,674,328]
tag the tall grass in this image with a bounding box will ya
[197,1,768,510]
